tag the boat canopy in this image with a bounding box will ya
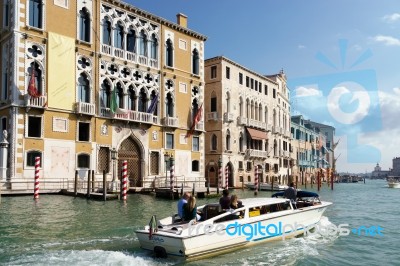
[272,190,319,198]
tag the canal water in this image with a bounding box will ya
[0,180,398,266]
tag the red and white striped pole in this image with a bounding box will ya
[218,163,222,194]
[34,156,40,200]
[170,156,175,199]
[254,165,258,196]
[225,166,229,190]
[122,160,127,201]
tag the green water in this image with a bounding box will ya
[0,180,398,265]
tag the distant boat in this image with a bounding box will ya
[244,182,287,191]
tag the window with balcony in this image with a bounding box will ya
[210,66,217,79]
[29,0,43,29]
[116,83,124,109]
[211,134,217,150]
[192,160,199,172]
[102,19,111,45]
[114,22,124,49]
[78,122,90,142]
[26,151,42,167]
[127,28,136,53]
[127,86,136,110]
[139,30,148,56]
[166,38,173,67]
[78,73,90,103]
[100,80,111,108]
[192,48,199,75]
[166,133,174,149]
[27,116,42,138]
[193,136,199,151]
[138,88,147,112]
[28,62,43,95]
[166,92,174,117]
[211,94,217,112]
[79,8,90,43]
[77,154,90,168]
[150,34,158,60]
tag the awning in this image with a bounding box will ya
[246,127,268,140]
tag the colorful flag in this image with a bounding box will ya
[147,93,158,114]
[186,103,203,138]
[28,69,40,98]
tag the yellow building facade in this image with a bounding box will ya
[0,0,206,191]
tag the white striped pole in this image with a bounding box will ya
[34,157,40,200]
[219,165,222,190]
[170,157,175,199]
[254,165,258,196]
[122,160,127,201]
[225,166,229,190]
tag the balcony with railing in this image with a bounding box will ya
[223,112,234,123]
[101,44,158,69]
[25,94,47,109]
[75,102,95,116]
[161,116,178,128]
[248,118,266,129]
[237,116,247,126]
[195,121,204,131]
[246,149,268,158]
[100,107,155,124]
[207,112,218,121]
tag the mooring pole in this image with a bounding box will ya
[74,170,78,196]
[86,169,91,198]
[102,170,107,201]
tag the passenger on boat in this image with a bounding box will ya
[284,182,297,208]
[183,196,201,222]
[177,192,191,219]
[219,189,231,210]
[229,195,243,209]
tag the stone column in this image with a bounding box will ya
[0,130,9,180]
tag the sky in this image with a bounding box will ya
[126,0,400,173]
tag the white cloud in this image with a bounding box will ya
[382,13,400,23]
[393,87,400,95]
[295,86,322,97]
[298,44,306,49]
[373,35,400,46]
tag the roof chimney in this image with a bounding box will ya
[176,13,188,28]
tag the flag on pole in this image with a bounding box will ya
[28,69,40,98]
[147,93,158,114]
[186,103,203,138]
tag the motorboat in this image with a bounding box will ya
[245,182,288,191]
[135,193,332,259]
[387,178,400,188]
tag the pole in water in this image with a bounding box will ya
[102,170,107,201]
[121,160,127,201]
[33,156,40,200]
[254,165,258,196]
[225,166,229,190]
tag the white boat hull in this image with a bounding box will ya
[136,202,331,259]
[388,182,400,188]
